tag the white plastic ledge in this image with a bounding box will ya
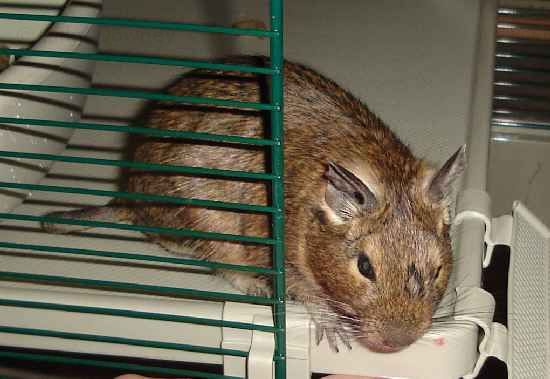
[0,0,101,212]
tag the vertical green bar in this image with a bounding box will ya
[270,0,286,378]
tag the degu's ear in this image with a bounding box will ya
[425,145,466,204]
[322,162,378,223]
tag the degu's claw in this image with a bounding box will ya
[324,327,340,353]
[315,323,324,346]
[338,330,353,350]
[311,316,352,352]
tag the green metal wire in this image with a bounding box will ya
[496,52,550,61]
[0,181,275,214]
[0,83,276,111]
[0,1,287,376]
[0,271,275,305]
[0,116,275,146]
[494,80,550,89]
[498,7,550,17]
[495,66,550,75]
[0,48,276,74]
[493,94,547,103]
[0,299,277,333]
[0,212,275,245]
[269,1,287,378]
[0,325,248,357]
[0,351,243,379]
[0,150,275,181]
[492,120,550,131]
[0,241,277,274]
[0,12,274,37]
[496,37,550,45]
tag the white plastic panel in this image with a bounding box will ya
[0,0,66,48]
[0,286,227,364]
[0,0,101,212]
[508,202,550,379]
[309,287,490,379]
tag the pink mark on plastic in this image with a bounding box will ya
[434,336,445,347]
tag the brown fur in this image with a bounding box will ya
[43,56,465,352]
[0,45,10,72]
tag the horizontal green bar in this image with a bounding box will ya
[0,12,274,37]
[492,120,550,131]
[0,116,274,146]
[0,83,276,111]
[0,48,276,75]
[0,325,247,357]
[498,7,550,17]
[496,52,550,61]
[0,241,277,275]
[497,38,550,47]
[0,150,275,181]
[0,299,277,333]
[0,213,275,245]
[0,239,275,274]
[0,181,275,214]
[497,21,550,32]
[493,94,547,102]
[495,66,550,76]
[0,271,276,305]
[494,80,550,89]
[0,351,242,379]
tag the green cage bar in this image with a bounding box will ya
[269,0,286,378]
[0,299,278,333]
[0,150,276,180]
[0,116,275,146]
[498,7,550,17]
[0,241,277,274]
[0,83,276,111]
[493,120,550,131]
[496,52,550,62]
[0,48,277,74]
[0,326,248,357]
[0,351,243,379]
[0,181,276,214]
[0,0,286,377]
[0,271,275,305]
[0,12,275,37]
[0,212,276,245]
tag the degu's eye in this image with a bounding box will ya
[357,254,376,281]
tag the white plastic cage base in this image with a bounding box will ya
[3,200,550,379]
[0,0,102,213]
[0,284,494,379]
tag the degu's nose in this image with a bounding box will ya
[380,323,420,350]
[360,321,424,353]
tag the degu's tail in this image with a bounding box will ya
[41,201,135,234]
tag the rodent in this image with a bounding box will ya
[42,56,466,353]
